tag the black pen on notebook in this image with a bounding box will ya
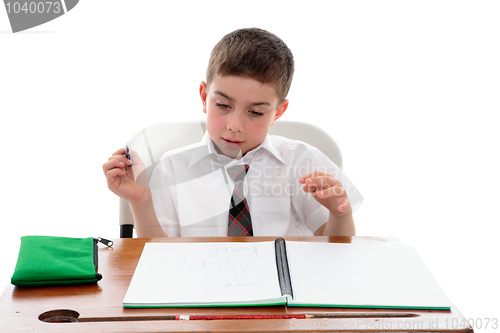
[124,146,133,167]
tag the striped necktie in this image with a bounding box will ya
[227,165,253,236]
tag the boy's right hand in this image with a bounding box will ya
[103,148,149,205]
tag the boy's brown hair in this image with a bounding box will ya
[206,28,294,104]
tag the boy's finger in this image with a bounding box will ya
[105,167,127,182]
[103,158,130,175]
[112,148,126,156]
[302,183,319,194]
[103,158,124,171]
[305,176,341,189]
[317,184,345,198]
[299,171,325,183]
[336,198,351,213]
[107,154,132,165]
[112,147,139,163]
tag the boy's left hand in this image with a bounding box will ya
[299,171,351,216]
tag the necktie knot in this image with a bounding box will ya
[227,165,249,182]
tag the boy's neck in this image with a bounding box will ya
[211,139,262,166]
[212,140,243,159]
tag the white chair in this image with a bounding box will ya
[119,120,343,237]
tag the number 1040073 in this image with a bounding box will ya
[5,2,62,14]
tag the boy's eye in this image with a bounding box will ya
[216,103,230,109]
[250,111,264,117]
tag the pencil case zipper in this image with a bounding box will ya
[93,237,113,281]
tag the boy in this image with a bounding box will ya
[103,28,362,237]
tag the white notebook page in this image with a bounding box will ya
[123,241,282,306]
[285,242,452,309]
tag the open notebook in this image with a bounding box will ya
[123,239,452,310]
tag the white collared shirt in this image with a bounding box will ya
[150,132,363,237]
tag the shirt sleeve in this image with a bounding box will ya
[288,142,363,233]
[150,155,181,237]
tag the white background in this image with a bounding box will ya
[1,1,499,330]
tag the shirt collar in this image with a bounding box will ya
[260,134,286,165]
[186,132,211,169]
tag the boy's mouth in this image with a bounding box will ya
[222,137,244,148]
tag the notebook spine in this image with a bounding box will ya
[274,238,293,298]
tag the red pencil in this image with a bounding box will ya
[176,314,308,320]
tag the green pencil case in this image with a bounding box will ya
[11,236,112,287]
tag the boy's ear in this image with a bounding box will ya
[199,81,208,113]
[271,99,289,126]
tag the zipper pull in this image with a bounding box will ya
[94,237,114,247]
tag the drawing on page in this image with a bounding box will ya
[148,245,258,277]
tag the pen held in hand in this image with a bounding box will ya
[124,146,133,167]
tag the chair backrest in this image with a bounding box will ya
[119,120,343,237]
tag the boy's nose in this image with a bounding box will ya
[227,111,244,132]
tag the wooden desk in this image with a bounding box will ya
[0,236,473,332]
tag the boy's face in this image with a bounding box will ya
[200,75,288,158]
